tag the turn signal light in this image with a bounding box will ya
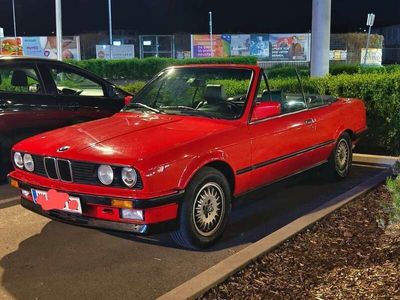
[10,179,19,189]
[111,199,133,209]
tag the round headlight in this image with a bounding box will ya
[14,152,23,169]
[98,165,114,185]
[121,167,138,187]
[23,153,34,172]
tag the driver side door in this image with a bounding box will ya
[39,63,121,125]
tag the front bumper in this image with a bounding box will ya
[9,175,183,235]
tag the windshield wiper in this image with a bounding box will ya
[159,105,197,111]
[126,102,162,114]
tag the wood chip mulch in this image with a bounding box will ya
[200,185,400,299]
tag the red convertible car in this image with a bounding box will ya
[8,65,367,249]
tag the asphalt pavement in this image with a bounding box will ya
[0,164,385,300]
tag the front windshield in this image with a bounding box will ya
[123,67,253,119]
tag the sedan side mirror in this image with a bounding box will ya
[251,101,281,121]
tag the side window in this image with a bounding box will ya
[265,68,306,114]
[49,67,105,97]
[0,66,42,94]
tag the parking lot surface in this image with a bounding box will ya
[0,164,384,299]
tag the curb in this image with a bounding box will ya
[158,159,393,300]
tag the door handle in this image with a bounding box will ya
[66,102,80,110]
[304,118,316,125]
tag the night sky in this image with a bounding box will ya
[0,0,399,36]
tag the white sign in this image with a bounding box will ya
[360,48,382,65]
[0,28,4,38]
[96,45,135,60]
[366,13,375,27]
[330,50,347,61]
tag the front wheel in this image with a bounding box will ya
[170,167,231,250]
[326,133,352,180]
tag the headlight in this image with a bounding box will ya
[23,154,34,172]
[14,152,23,169]
[98,165,114,185]
[121,167,137,187]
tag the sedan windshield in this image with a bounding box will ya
[124,67,253,119]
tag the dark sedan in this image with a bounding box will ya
[0,57,131,179]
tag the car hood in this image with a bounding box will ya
[15,112,237,164]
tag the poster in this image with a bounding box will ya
[0,37,23,56]
[22,36,81,60]
[250,34,269,59]
[96,45,135,60]
[230,35,251,56]
[360,48,382,65]
[191,34,230,58]
[330,50,347,61]
[269,34,309,61]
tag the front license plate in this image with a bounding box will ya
[31,188,82,214]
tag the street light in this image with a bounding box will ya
[108,0,113,59]
[209,11,213,57]
[12,0,17,37]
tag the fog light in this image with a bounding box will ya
[121,209,144,221]
[111,199,133,209]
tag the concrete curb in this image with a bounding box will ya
[158,158,394,300]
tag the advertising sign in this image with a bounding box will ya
[22,36,81,60]
[0,37,23,56]
[360,48,382,65]
[96,45,135,60]
[269,34,309,61]
[330,50,347,61]
[230,35,251,56]
[191,34,230,58]
[249,34,269,59]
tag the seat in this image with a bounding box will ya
[204,84,226,104]
[11,70,28,87]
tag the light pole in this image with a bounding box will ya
[55,0,63,61]
[363,13,375,65]
[108,0,113,59]
[12,0,17,37]
[209,11,213,57]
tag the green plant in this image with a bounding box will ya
[386,174,400,224]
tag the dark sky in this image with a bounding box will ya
[0,0,399,36]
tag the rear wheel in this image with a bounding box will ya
[170,167,231,250]
[327,133,352,180]
[0,138,12,182]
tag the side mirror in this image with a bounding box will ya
[251,101,281,121]
[124,95,133,105]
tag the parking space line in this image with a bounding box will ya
[0,196,20,206]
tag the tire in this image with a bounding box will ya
[170,167,232,250]
[326,132,352,180]
[0,138,12,182]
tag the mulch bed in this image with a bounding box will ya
[201,185,400,299]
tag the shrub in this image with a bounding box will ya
[70,57,257,80]
[386,174,400,224]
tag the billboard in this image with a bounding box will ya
[22,36,81,60]
[191,34,230,58]
[0,37,23,56]
[0,36,81,60]
[249,34,269,59]
[96,45,135,60]
[269,34,309,61]
[191,33,310,61]
[360,48,382,65]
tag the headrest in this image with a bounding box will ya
[11,70,28,87]
[204,84,226,104]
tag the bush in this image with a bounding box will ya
[70,57,257,80]
[386,174,400,224]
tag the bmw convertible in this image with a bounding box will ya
[8,64,367,249]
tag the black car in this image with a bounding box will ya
[0,56,131,179]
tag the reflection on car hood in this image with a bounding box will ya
[15,112,236,164]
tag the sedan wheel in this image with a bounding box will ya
[327,132,352,180]
[171,167,231,249]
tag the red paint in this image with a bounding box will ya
[9,64,367,233]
